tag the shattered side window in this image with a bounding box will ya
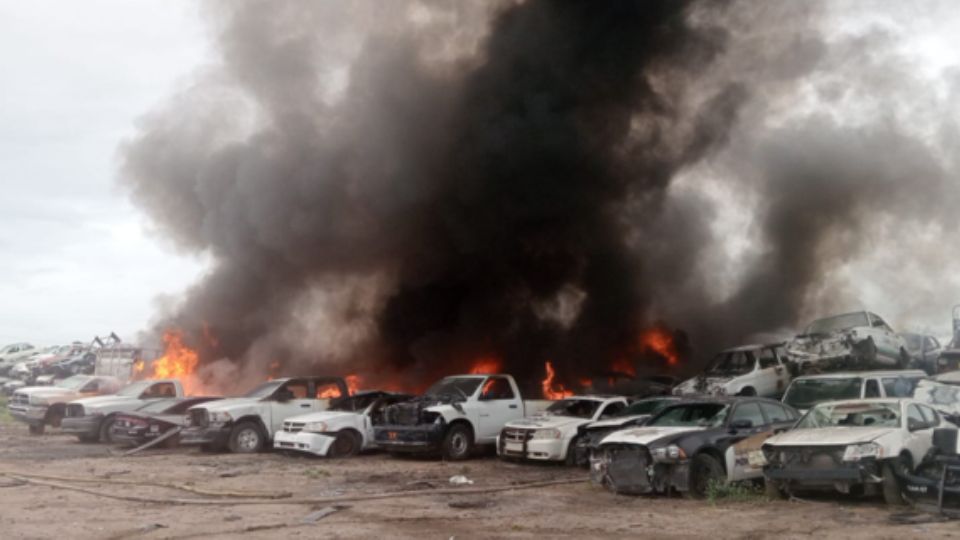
[706,352,753,375]
[881,377,921,398]
[757,348,778,369]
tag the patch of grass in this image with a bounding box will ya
[705,479,765,504]
[305,467,331,479]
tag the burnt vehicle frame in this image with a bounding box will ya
[591,396,799,498]
[111,396,222,447]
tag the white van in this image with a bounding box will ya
[781,370,927,413]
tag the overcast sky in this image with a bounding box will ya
[0,0,210,345]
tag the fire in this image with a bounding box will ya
[469,357,502,374]
[611,357,636,376]
[641,327,679,365]
[346,374,361,395]
[137,330,205,396]
[542,361,573,400]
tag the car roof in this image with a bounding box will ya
[792,370,927,380]
[722,343,782,352]
[562,395,620,402]
[809,398,907,407]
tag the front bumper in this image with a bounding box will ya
[763,447,881,487]
[60,415,102,437]
[591,444,688,495]
[273,430,336,456]
[499,436,565,461]
[180,424,231,447]
[8,404,48,426]
[110,424,170,445]
[374,424,443,453]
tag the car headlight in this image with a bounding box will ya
[304,421,328,433]
[208,411,233,424]
[842,442,882,461]
[531,428,562,440]
[651,444,687,463]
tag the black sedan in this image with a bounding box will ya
[590,396,799,498]
[111,397,221,447]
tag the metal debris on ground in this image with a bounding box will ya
[448,475,474,486]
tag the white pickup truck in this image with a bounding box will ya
[60,379,185,442]
[8,375,124,434]
[374,374,551,460]
[180,376,349,453]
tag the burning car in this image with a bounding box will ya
[573,396,681,466]
[273,391,412,457]
[785,311,910,372]
[761,399,948,505]
[110,396,222,447]
[673,343,791,398]
[497,395,629,465]
[180,376,349,453]
[591,396,799,497]
[8,375,123,434]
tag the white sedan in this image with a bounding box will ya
[274,391,412,457]
[497,395,629,465]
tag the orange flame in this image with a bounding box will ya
[641,327,679,365]
[542,361,573,400]
[138,330,205,396]
[346,374,361,395]
[469,357,502,374]
[611,357,637,377]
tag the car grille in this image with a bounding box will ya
[189,409,209,428]
[11,393,28,406]
[772,446,846,468]
[385,403,423,426]
[65,404,85,418]
[501,427,533,444]
[283,421,305,433]
[593,443,653,495]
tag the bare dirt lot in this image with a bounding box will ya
[0,418,957,540]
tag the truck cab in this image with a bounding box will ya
[60,379,185,442]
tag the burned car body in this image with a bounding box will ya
[762,399,947,505]
[674,343,791,398]
[785,311,910,372]
[900,427,960,515]
[111,397,221,447]
[900,332,943,375]
[591,397,799,497]
[573,396,680,466]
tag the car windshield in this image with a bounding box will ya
[648,403,729,428]
[797,402,900,429]
[544,399,601,419]
[803,312,869,336]
[329,394,381,412]
[424,378,483,399]
[783,377,863,410]
[116,381,153,397]
[244,381,284,399]
[57,375,91,390]
[619,399,673,417]
[136,399,181,413]
[705,351,753,375]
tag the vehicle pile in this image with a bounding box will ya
[6,309,960,517]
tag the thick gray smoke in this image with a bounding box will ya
[121,0,960,391]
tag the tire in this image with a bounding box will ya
[28,424,44,435]
[441,424,473,461]
[564,437,580,467]
[99,416,117,444]
[329,430,361,458]
[228,421,265,454]
[881,462,906,506]
[764,477,786,500]
[685,453,725,499]
[46,408,63,428]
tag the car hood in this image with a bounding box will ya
[70,394,136,409]
[585,414,651,429]
[764,426,894,446]
[505,414,587,430]
[16,386,80,399]
[193,397,260,412]
[601,425,706,446]
[284,410,360,424]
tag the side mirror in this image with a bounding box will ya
[730,419,753,430]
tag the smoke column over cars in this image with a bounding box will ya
[120,0,960,389]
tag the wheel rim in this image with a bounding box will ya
[334,434,355,455]
[238,428,260,450]
[451,432,467,455]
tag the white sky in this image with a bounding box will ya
[0,0,210,345]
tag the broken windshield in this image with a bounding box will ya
[783,377,863,410]
[797,402,900,429]
[803,312,869,336]
[545,399,601,419]
[424,378,483,400]
[617,398,673,417]
[648,403,729,428]
[705,351,753,375]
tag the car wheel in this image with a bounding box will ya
[764,477,786,500]
[737,387,756,397]
[99,416,117,444]
[330,430,361,458]
[28,424,44,435]
[881,461,907,505]
[685,453,725,499]
[442,424,473,461]
[228,421,265,454]
[564,437,580,467]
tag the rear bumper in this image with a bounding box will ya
[273,430,335,456]
[374,424,443,453]
[61,415,102,437]
[9,405,47,426]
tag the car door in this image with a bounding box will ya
[475,376,521,443]
[867,313,898,364]
[754,348,782,397]
[724,401,773,481]
[902,403,937,468]
[267,379,315,436]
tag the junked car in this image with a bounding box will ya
[110,396,222,447]
[0,343,38,376]
[761,399,948,505]
[573,396,681,466]
[591,397,799,497]
[8,375,124,434]
[781,370,927,413]
[900,333,943,375]
[273,391,413,457]
[785,311,910,372]
[61,379,186,443]
[673,343,791,398]
[497,395,629,465]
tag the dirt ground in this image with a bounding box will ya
[0,418,957,540]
